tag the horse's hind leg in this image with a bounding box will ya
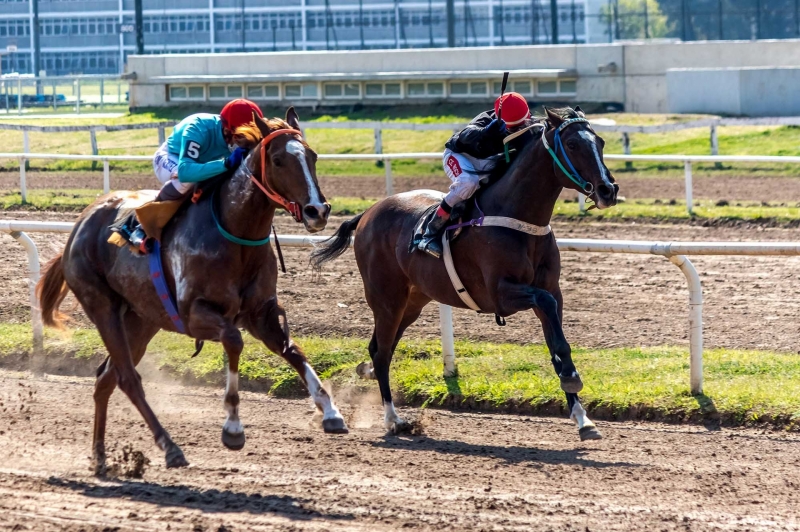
[92,310,159,474]
[186,300,246,450]
[84,294,187,468]
[247,297,348,434]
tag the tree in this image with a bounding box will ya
[602,0,674,40]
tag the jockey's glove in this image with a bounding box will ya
[224,147,248,170]
[484,118,508,139]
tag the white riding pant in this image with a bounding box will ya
[442,149,502,207]
[153,142,193,195]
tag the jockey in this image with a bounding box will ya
[152,98,264,202]
[418,92,531,258]
[126,99,264,250]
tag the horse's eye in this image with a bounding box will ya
[567,141,578,150]
[272,157,282,167]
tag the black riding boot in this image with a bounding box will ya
[417,211,450,259]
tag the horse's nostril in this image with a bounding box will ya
[304,205,320,219]
[598,183,615,198]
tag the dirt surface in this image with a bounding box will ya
[2,210,799,353]
[4,169,800,203]
[1,369,798,531]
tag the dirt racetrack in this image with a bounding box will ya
[1,368,799,532]
[1,211,799,352]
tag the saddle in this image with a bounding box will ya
[108,195,188,254]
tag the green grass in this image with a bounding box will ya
[3,323,800,427]
[3,189,798,222]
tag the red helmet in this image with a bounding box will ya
[494,92,530,127]
[220,99,264,130]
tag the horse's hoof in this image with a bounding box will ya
[222,429,246,450]
[93,458,107,477]
[559,373,584,394]
[390,420,412,435]
[579,425,603,441]
[322,417,349,434]
[165,446,189,468]
[356,361,375,380]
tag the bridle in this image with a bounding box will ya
[541,117,595,195]
[250,128,306,223]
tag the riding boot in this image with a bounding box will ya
[128,226,152,254]
[418,206,451,259]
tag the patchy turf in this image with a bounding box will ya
[2,323,799,428]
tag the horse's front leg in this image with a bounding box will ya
[540,285,601,441]
[246,297,348,434]
[187,300,246,450]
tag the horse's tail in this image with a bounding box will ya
[310,212,364,270]
[36,254,70,329]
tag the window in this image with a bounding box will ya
[325,84,342,97]
[385,83,401,96]
[284,83,317,98]
[450,82,468,96]
[407,83,425,97]
[228,86,242,98]
[209,86,226,99]
[537,81,557,95]
[365,83,401,98]
[170,86,187,100]
[366,83,383,96]
[264,85,279,98]
[427,82,443,96]
[188,86,204,99]
[208,85,243,99]
[247,85,263,99]
[559,80,577,94]
[514,81,532,94]
[470,82,487,95]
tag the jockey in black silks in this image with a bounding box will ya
[418,92,533,259]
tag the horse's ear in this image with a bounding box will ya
[545,107,564,129]
[285,106,301,130]
[574,105,586,118]
[254,113,272,138]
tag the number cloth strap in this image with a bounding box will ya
[148,240,187,334]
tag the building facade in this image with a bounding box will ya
[0,0,591,76]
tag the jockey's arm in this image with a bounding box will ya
[450,113,504,157]
[175,123,227,183]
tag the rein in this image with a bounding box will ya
[211,127,304,247]
[541,117,594,195]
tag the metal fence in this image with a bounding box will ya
[0,75,129,115]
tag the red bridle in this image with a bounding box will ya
[250,128,305,223]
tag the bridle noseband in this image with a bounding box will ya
[249,128,306,223]
[541,117,595,195]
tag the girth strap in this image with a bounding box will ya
[441,216,552,313]
[148,240,187,334]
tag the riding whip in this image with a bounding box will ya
[498,71,511,163]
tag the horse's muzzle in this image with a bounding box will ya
[303,202,331,232]
[595,182,619,209]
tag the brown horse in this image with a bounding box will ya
[311,107,618,441]
[37,108,348,475]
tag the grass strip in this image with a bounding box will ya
[2,323,799,428]
[2,190,799,223]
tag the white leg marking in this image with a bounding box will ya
[570,401,595,430]
[286,140,324,208]
[223,369,243,435]
[383,401,405,432]
[303,362,343,421]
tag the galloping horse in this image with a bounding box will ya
[37,108,348,474]
[312,107,618,440]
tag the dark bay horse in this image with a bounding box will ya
[312,107,618,441]
[37,108,348,474]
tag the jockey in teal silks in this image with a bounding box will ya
[152,98,264,201]
[418,92,532,258]
[128,99,263,249]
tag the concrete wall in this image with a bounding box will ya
[668,67,800,116]
[128,39,800,113]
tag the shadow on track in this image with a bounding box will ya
[47,477,355,521]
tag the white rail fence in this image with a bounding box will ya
[3,219,800,395]
[3,151,800,215]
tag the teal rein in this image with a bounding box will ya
[210,189,271,246]
[541,117,594,194]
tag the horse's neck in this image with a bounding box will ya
[478,142,562,227]
[218,164,276,240]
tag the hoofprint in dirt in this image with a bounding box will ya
[1,370,798,532]
[4,170,800,203]
[2,212,799,352]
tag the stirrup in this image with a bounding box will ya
[418,239,443,259]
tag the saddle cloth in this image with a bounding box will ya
[107,190,187,250]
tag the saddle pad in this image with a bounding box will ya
[110,190,160,227]
[408,203,439,253]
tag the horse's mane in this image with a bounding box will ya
[233,118,293,149]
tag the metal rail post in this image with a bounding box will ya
[103,159,110,193]
[9,231,43,355]
[669,255,703,394]
[439,304,457,377]
[384,159,393,196]
[22,130,29,171]
[90,128,98,170]
[621,132,632,170]
[19,156,27,204]
[75,79,81,115]
[684,160,693,215]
